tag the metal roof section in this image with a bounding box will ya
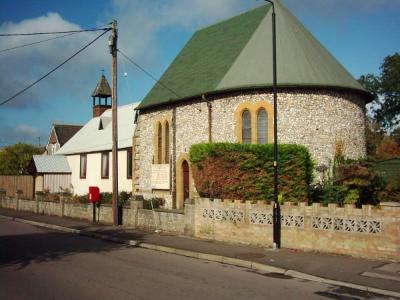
[32,155,71,173]
[137,2,369,110]
[56,103,138,155]
[91,74,112,98]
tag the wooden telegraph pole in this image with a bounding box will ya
[109,20,119,225]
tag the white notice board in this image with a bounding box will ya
[151,164,170,190]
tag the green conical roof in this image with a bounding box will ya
[138,2,369,110]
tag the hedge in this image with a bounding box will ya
[189,143,314,202]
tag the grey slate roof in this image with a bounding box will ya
[54,124,83,146]
[138,1,371,110]
[31,155,71,174]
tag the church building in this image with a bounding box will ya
[133,2,372,209]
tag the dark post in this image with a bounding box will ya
[265,0,280,249]
[92,202,96,223]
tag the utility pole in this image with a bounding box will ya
[109,20,119,226]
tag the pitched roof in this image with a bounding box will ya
[54,124,83,146]
[56,103,138,155]
[138,2,370,110]
[31,155,71,173]
[92,74,112,98]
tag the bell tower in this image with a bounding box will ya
[91,72,112,118]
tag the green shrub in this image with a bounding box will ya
[100,192,113,204]
[189,143,314,202]
[119,191,132,207]
[143,198,164,210]
[73,194,88,204]
[310,183,349,206]
[336,159,383,206]
[311,158,385,206]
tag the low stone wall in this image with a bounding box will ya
[0,197,188,234]
[64,203,90,220]
[136,208,186,234]
[1,195,398,261]
[194,198,400,261]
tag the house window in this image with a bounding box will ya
[165,121,170,163]
[101,152,109,179]
[242,109,252,144]
[157,122,162,164]
[127,148,132,179]
[80,154,87,179]
[257,108,268,144]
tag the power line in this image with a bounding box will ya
[0,23,112,54]
[0,28,111,107]
[0,32,77,54]
[0,27,111,37]
[117,48,181,99]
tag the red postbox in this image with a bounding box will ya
[88,186,100,203]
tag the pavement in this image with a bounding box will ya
[1,207,399,299]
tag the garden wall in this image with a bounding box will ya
[0,195,187,235]
[194,198,399,260]
[1,194,398,261]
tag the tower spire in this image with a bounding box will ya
[91,72,112,118]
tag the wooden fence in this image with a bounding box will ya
[0,176,34,199]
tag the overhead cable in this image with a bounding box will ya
[117,48,181,99]
[0,27,111,37]
[0,32,77,54]
[0,28,111,107]
[0,23,112,54]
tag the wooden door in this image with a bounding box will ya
[182,160,189,202]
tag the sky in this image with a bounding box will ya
[0,0,399,147]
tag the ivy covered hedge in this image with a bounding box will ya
[189,143,314,202]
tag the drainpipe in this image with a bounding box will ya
[203,94,212,143]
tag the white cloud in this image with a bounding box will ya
[0,124,45,146]
[108,0,257,65]
[0,1,258,109]
[15,124,40,136]
[0,12,109,108]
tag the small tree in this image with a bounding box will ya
[0,143,43,175]
[359,52,400,131]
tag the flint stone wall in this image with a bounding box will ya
[134,89,367,206]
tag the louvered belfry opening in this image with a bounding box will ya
[92,74,112,118]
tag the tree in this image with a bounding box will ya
[375,136,400,160]
[365,117,384,157]
[359,53,400,131]
[0,143,43,175]
[391,127,400,145]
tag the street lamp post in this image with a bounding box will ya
[264,0,280,249]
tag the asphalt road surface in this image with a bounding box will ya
[0,218,391,300]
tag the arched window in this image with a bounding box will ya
[157,122,162,164]
[257,108,268,144]
[242,109,251,144]
[164,122,170,163]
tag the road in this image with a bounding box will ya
[0,218,390,300]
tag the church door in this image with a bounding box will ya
[182,160,190,202]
